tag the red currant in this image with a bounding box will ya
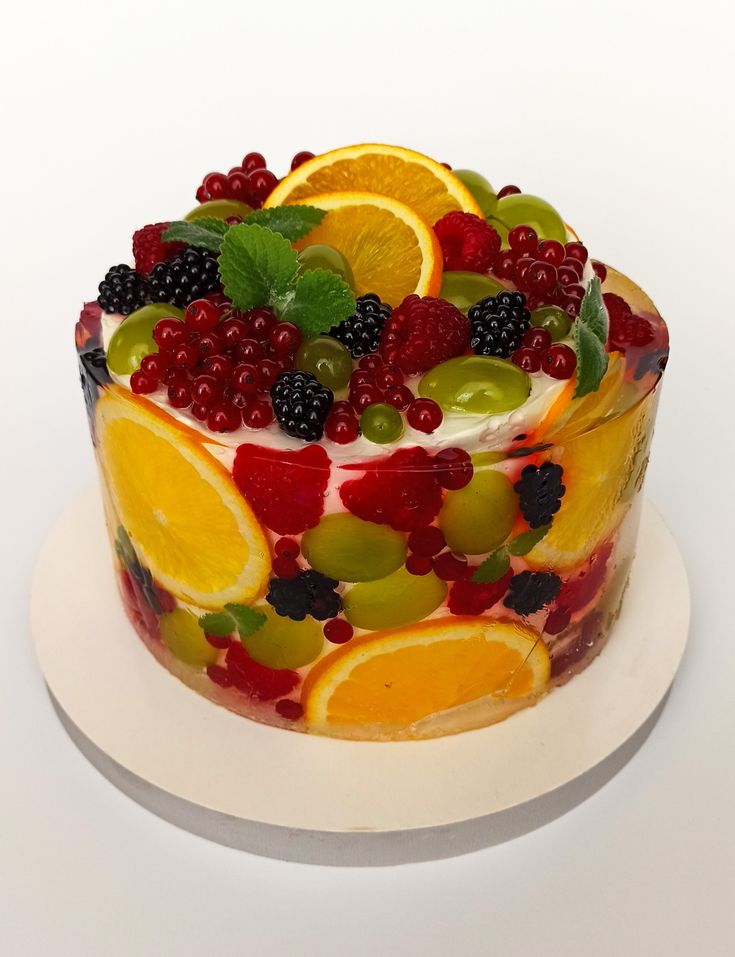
[433,447,473,489]
[542,343,577,379]
[191,374,224,407]
[242,399,274,429]
[592,260,608,282]
[508,224,538,254]
[202,172,228,199]
[350,369,374,388]
[171,343,199,370]
[191,402,209,421]
[493,250,516,279]
[325,413,359,444]
[562,256,584,278]
[219,317,250,348]
[153,318,190,351]
[275,537,300,559]
[139,353,168,379]
[557,264,581,287]
[185,299,221,332]
[432,551,470,581]
[351,385,382,413]
[207,664,233,687]
[331,400,354,416]
[207,401,241,432]
[526,261,558,295]
[269,322,302,355]
[273,556,300,579]
[196,331,223,358]
[276,699,304,720]
[323,618,354,644]
[203,354,233,381]
[563,298,581,318]
[374,366,404,391]
[512,346,542,373]
[383,385,413,411]
[537,240,565,267]
[522,327,552,352]
[565,284,585,303]
[564,242,588,264]
[407,526,446,557]
[291,151,315,170]
[237,338,265,363]
[130,370,157,394]
[167,378,193,409]
[205,632,231,650]
[256,359,280,391]
[513,256,535,289]
[407,398,443,433]
[241,152,266,173]
[231,363,260,395]
[248,307,277,339]
[358,354,383,372]
[406,554,434,576]
[249,169,278,204]
[497,185,521,199]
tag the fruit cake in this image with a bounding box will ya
[76,144,669,740]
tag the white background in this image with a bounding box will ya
[2,1,734,954]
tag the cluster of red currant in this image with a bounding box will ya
[493,226,593,316]
[130,298,302,432]
[195,150,314,211]
[511,327,577,380]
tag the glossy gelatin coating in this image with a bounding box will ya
[76,145,668,740]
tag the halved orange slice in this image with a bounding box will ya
[293,191,442,304]
[266,144,483,224]
[96,387,270,608]
[302,617,549,735]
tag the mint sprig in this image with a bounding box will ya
[219,223,299,311]
[280,269,356,337]
[470,525,551,584]
[198,604,266,640]
[573,277,609,398]
[163,219,229,251]
[244,205,327,242]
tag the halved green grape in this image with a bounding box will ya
[489,193,567,244]
[296,336,353,389]
[184,199,253,221]
[453,169,498,218]
[530,305,572,342]
[242,605,323,670]
[360,403,404,444]
[302,514,407,582]
[439,470,517,555]
[160,609,219,668]
[418,356,530,415]
[298,244,355,290]
[343,567,447,630]
[440,271,506,315]
[106,303,185,375]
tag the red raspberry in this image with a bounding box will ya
[379,295,470,374]
[433,212,501,272]
[339,447,443,531]
[233,444,330,535]
[132,223,185,275]
[225,642,299,701]
[607,313,655,354]
[555,542,613,614]
[448,568,513,616]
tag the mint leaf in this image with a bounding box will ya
[245,205,326,242]
[281,268,356,338]
[578,276,607,344]
[198,611,235,637]
[471,549,511,584]
[507,524,550,556]
[163,219,229,251]
[225,604,266,637]
[218,223,299,311]
[573,320,609,398]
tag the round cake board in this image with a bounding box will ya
[31,487,690,866]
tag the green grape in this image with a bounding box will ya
[439,470,517,555]
[418,356,530,415]
[106,303,185,375]
[295,336,353,390]
[530,305,572,342]
[242,606,323,670]
[489,194,568,244]
[453,169,498,218]
[160,609,219,669]
[360,403,404,444]
[298,244,355,289]
[302,514,406,582]
[343,567,447,631]
[184,199,253,221]
[439,271,506,314]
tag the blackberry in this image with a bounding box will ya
[270,371,333,442]
[79,346,111,419]
[148,246,220,309]
[468,290,530,358]
[97,264,151,315]
[514,462,566,528]
[329,293,391,358]
[504,571,561,616]
[267,570,341,621]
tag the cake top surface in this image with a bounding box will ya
[77,143,668,463]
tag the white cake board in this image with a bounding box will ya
[31,487,689,866]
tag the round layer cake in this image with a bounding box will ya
[76,144,668,740]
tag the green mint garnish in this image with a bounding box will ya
[163,219,229,251]
[244,205,327,242]
[471,549,511,584]
[224,604,267,637]
[198,611,236,637]
[573,276,609,398]
[219,223,299,311]
[280,268,356,337]
[506,524,550,556]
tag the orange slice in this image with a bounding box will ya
[302,617,549,735]
[96,386,270,608]
[266,144,483,224]
[293,191,442,304]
